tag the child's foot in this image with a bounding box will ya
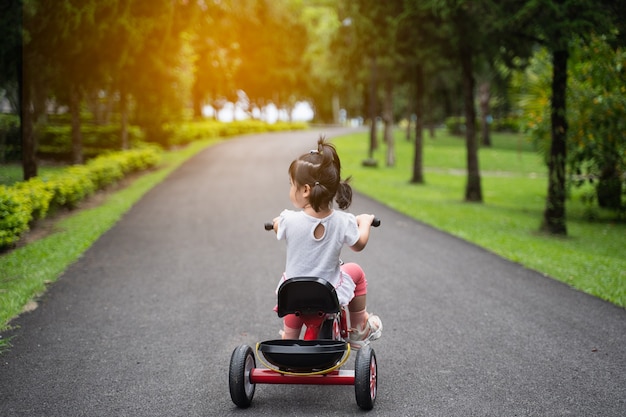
[349,314,382,349]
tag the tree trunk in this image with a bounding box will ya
[383,78,394,167]
[368,56,378,159]
[411,64,425,184]
[192,83,203,120]
[405,109,412,141]
[69,83,84,164]
[479,81,491,147]
[332,93,340,125]
[120,90,129,150]
[541,49,568,235]
[21,41,37,180]
[461,47,482,202]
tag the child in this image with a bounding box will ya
[270,136,382,348]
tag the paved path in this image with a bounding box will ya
[1,128,625,416]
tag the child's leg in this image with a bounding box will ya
[342,262,383,347]
[341,263,369,329]
[282,314,303,339]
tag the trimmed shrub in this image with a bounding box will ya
[0,186,31,248]
[445,116,521,136]
[86,157,125,189]
[13,177,54,221]
[46,165,97,209]
[37,124,145,160]
[0,147,162,250]
[445,117,466,136]
[0,114,21,162]
[165,120,308,147]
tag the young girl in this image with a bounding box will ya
[270,137,382,348]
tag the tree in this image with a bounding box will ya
[568,34,626,210]
[338,0,384,160]
[424,0,485,202]
[189,1,238,120]
[29,0,108,164]
[520,36,626,213]
[0,0,26,174]
[504,0,619,234]
[396,3,445,184]
[232,0,310,119]
[21,0,53,179]
[300,2,347,123]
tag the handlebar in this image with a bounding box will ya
[265,218,380,230]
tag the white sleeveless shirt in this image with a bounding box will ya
[276,209,360,305]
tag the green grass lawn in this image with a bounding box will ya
[334,129,625,308]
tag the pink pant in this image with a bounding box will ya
[284,262,367,329]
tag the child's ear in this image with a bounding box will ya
[302,184,311,195]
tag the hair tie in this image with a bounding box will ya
[314,181,320,186]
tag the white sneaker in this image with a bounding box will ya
[348,314,382,349]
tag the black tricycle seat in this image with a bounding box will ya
[276,276,341,318]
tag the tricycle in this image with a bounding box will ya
[228,219,381,410]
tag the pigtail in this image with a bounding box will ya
[335,177,353,210]
[290,136,351,213]
[309,181,326,212]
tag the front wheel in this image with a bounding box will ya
[229,345,256,408]
[354,345,377,410]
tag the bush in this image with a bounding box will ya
[46,165,97,209]
[37,124,145,160]
[0,186,31,248]
[13,177,54,221]
[491,117,521,133]
[445,116,521,136]
[165,120,308,147]
[86,157,125,189]
[0,114,21,162]
[0,147,161,250]
[444,117,465,136]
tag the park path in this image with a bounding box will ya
[1,128,625,416]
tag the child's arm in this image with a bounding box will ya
[350,214,375,252]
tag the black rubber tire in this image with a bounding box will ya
[229,345,256,408]
[354,345,377,410]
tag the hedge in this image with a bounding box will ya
[445,116,521,136]
[37,124,145,161]
[0,146,161,249]
[165,120,308,147]
[0,114,21,162]
[34,119,309,149]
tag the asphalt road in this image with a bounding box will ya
[1,128,625,417]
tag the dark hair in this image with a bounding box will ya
[289,136,353,212]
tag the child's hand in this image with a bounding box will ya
[355,214,376,227]
[351,214,375,252]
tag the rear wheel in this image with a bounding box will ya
[354,345,377,410]
[229,345,256,408]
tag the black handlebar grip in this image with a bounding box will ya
[266,218,380,230]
